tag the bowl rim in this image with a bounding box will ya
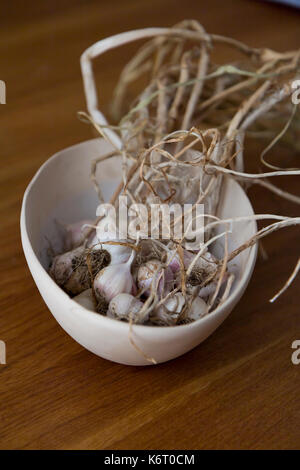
[20,138,257,332]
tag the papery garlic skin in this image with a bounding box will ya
[94,252,136,303]
[108,293,145,323]
[73,289,95,311]
[64,219,94,251]
[137,259,174,297]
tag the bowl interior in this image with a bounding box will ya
[23,138,256,313]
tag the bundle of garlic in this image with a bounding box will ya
[50,21,300,326]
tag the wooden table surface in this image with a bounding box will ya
[0,0,299,450]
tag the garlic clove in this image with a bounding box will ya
[187,297,208,321]
[136,259,161,293]
[150,292,185,326]
[159,292,185,314]
[151,292,185,326]
[108,293,145,324]
[73,288,95,311]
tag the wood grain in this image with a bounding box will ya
[0,0,299,450]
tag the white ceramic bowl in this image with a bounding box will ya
[21,138,257,366]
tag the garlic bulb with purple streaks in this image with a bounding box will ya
[94,251,136,303]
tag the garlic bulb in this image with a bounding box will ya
[199,282,220,298]
[49,246,110,296]
[89,214,132,265]
[63,219,94,251]
[167,249,194,273]
[136,259,174,297]
[198,271,229,298]
[192,250,218,275]
[151,292,185,326]
[94,251,136,303]
[73,288,95,311]
[167,252,181,274]
[187,297,207,321]
[157,292,185,314]
[108,293,146,323]
[50,246,90,295]
[175,250,220,295]
[186,281,220,299]
[167,247,210,274]
[181,248,214,270]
